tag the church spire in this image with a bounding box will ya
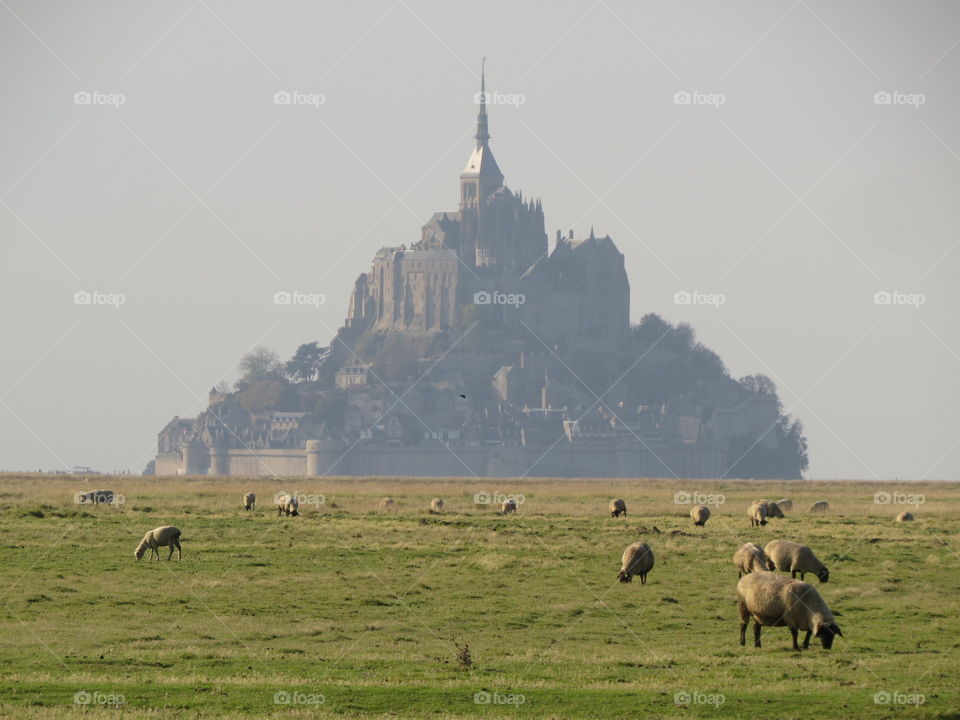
[475,57,490,148]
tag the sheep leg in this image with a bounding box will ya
[738,599,750,646]
[791,570,797,579]
[640,572,646,585]
[790,628,801,651]
[753,621,762,648]
[167,544,174,561]
[802,631,811,649]
[174,539,182,561]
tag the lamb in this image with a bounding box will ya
[896,511,914,522]
[618,541,654,584]
[134,526,182,561]
[737,572,843,650]
[764,540,829,582]
[243,492,255,511]
[690,504,710,526]
[501,498,517,514]
[429,498,444,513]
[379,497,397,513]
[748,501,768,527]
[809,500,829,514]
[775,498,793,512]
[277,495,299,517]
[734,542,770,578]
[609,498,627,517]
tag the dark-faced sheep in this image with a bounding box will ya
[277,495,299,517]
[618,541,654,584]
[690,504,710,526]
[609,499,627,517]
[764,540,829,582]
[737,572,842,650]
[429,498,444,513]
[501,498,517,515]
[134,526,182,561]
[243,492,255,511]
[896,511,914,522]
[748,502,768,527]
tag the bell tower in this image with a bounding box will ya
[460,58,504,210]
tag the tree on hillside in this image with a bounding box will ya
[239,345,282,383]
[285,341,328,382]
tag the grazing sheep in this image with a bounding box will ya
[429,498,444,513]
[809,500,829,514]
[609,498,627,517]
[134,526,182,561]
[737,572,842,650]
[748,501,768,527]
[734,542,770,578]
[756,499,785,519]
[618,541,654,584]
[690,504,710,526]
[896,511,914,522]
[277,495,299,517]
[379,497,397,513]
[775,498,793,512]
[501,498,517,515]
[243,492,255,511]
[764,540,829,582]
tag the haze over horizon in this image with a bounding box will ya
[1,0,958,479]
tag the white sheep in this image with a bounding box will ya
[609,498,627,517]
[134,526,182,561]
[501,498,517,514]
[808,500,829,514]
[896,511,914,522]
[737,572,843,650]
[379,497,397,513]
[748,501,768,527]
[775,498,793,512]
[429,498,444,513]
[243,492,255,511]
[277,494,299,517]
[764,539,829,582]
[690,504,710,526]
[734,542,770,578]
[618,541,654,584]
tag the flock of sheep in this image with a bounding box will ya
[130,489,922,650]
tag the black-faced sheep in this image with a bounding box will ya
[501,498,517,515]
[734,542,770,578]
[764,539,829,582]
[748,502,768,527]
[243,492,255,511]
[896,511,914,522]
[609,499,627,517]
[618,541,654,584]
[737,572,842,650]
[134,526,182,561]
[690,504,710,526]
[277,495,299,517]
[429,498,444,513]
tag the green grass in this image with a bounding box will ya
[0,475,957,718]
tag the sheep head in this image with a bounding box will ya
[814,621,843,649]
[134,543,147,560]
[618,570,632,583]
[818,566,830,583]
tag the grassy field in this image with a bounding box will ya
[0,475,957,719]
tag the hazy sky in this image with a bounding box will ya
[1,0,958,479]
